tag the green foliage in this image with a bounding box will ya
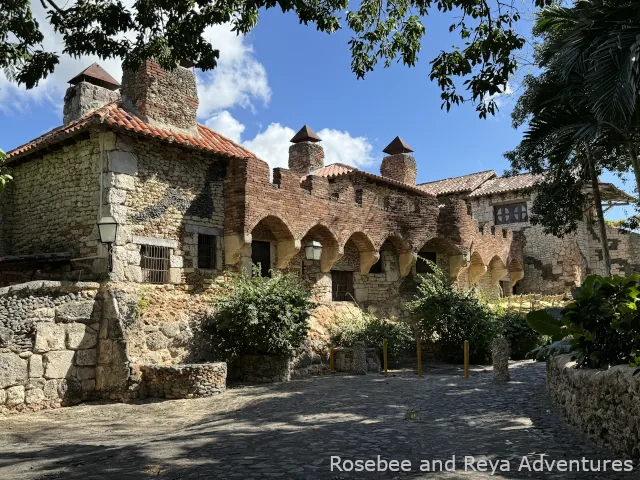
[526,275,640,368]
[500,311,546,360]
[2,0,554,118]
[406,261,498,364]
[329,307,414,359]
[525,308,564,340]
[205,268,314,360]
[0,149,12,191]
[133,287,151,321]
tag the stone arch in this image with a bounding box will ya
[300,223,341,273]
[343,231,379,275]
[507,258,524,292]
[488,255,508,284]
[416,237,464,279]
[377,233,414,277]
[468,251,487,285]
[249,215,299,270]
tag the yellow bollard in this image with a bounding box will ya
[330,347,335,372]
[383,338,388,376]
[417,339,423,377]
[463,340,469,379]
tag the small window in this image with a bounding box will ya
[197,234,217,269]
[355,189,363,206]
[494,202,528,225]
[369,257,383,274]
[140,245,170,284]
[416,251,437,274]
[331,271,354,301]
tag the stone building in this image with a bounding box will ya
[419,170,638,294]
[2,61,523,305]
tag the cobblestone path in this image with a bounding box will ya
[1,361,637,480]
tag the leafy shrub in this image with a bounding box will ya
[526,275,640,368]
[205,269,314,360]
[406,261,498,364]
[499,311,546,360]
[330,307,414,358]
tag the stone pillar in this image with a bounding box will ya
[380,153,417,185]
[352,342,367,375]
[288,125,324,176]
[492,336,510,382]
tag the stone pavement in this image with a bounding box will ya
[0,361,638,480]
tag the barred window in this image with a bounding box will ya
[140,245,170,284]
[331,271,354,301]
[355,189,363,206]
[198,234,217,269]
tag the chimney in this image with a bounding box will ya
[288,125,324,175]
[380,136,417,184]
[63,63,120,124]
[120,60,199,135]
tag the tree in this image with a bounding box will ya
[2,0,552,118]
[0,149,12,191]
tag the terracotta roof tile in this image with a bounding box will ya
[6,102,258,162]
[468,173,542,197]
[418,170,497,196]
[307,163,355,179]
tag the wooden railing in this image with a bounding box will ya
[494,293,570,313]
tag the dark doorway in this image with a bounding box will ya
[331,270,354,301]
[416,251,437,273]
[251,241,271,277]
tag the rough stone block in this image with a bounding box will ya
[81,379,96,392]
[34,323,66,352]
[56,301,97,323]
[98,340,113,364]
[0,388,5,405]
[43,380,58,400]
[0,353,28,388]
[66,323,98,350]
[0,327,14,346]
[75,349,97,366]
[106,187,127,205]
[159,323,180,339]
[170,255,184,268]
[5,385,25,405]
[74,367,96,380]
[108,150,138,175]
[25,388,45,405]
[492,336,510,382]
[125,266,143,282]
[146,332,169,351]
[29,355,44,378]
[169,268,182,284]
[43,351,75,379]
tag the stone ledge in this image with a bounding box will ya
[547,354,640,457]
[0,281,101,297]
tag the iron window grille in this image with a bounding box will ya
[198,234,217,269]
[331,270,354,301]
[140,245,170,284]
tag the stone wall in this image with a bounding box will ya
[0,135,103,280]
[334,347,381,373]
[0,281,102,413]
[547,354,640,457]
[139,363,226,399]
[104,133,226,285]
[63,82,120,124]
[228,355,292,383]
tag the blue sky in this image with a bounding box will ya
[0,4,635,219]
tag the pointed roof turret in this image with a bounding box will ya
[382,136,414,155]
[68,63,120,91]
[290,125,322,143]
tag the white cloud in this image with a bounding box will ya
[0,7,269,121]
[242,123,296,169]
[205,110,245,143]
[317,128,375,167]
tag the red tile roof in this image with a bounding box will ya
[468,173,542,197]
[68,63,120,89]
[308,163,355,178]
[6,102,258,162]
[418,170,497,196]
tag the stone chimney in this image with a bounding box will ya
[380,136,417,185]
[63,63,120,124]
[288,125,324,175]
[120,60,199,135]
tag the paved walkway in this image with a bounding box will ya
[0,361,637,479]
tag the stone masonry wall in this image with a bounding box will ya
[0,281,101,414]
[139,363,226,399]
[547,354,640,457]
[104,133,226,285]
[63,82,120,124]
[0,135,103,280]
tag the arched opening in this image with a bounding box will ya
[467,251,487,286]
[298,224,341,303]
[331,231,377,303]
[507,259,524,295]
[415,237,463,278]
[248,215,296,276]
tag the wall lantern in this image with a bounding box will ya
[304,240,322,261]
[97,216,118,271]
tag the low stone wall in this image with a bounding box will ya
[547,354,640,457]
[334,347,381,373]
[228,355,292,383]
[0,281,101,414]
[139,363,226,399]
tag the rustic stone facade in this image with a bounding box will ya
[380,153,417,185]
[63,82,120,124]
[547,354,640,457]
[289,142,324,176]
[139,363,226,399]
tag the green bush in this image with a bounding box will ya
[330,308,414,358]
[499,311,546,360]
[526,275,640,368]
[406,261,498,364]
[205,268,314,360]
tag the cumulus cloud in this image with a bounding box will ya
[205,110,246,143]
[0,7,269,120]
[242,123,297,169]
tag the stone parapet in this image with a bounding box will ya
[547,354,640,457]
[139,363,226,399]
